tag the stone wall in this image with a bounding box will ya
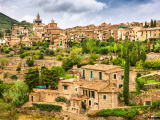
[131,90,160,105]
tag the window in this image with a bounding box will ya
[75,88,78,92]
[89,100,91,106]
[92,91,95,99]
[154,34,156,36]
[90,71,93,78]
[122,75,124,79]
[145,101,151,105]
[119,84,123,88]
[64,86,68,90]
[113,74,116,80]
[83,70,85,77]
[84,100,86,103]
[99,72,102,80]
[103,95,106,100]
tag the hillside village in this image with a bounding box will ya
[1,13,160,120]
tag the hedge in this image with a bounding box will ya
[98,108,138,118]
[32,103,62,112]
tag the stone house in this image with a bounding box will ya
[29,64,135,114]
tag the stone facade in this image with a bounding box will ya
[131,90,160,106]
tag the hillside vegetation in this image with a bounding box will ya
[0,12,33,30]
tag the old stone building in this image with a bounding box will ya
[29,64,136,114]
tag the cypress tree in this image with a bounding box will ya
[144,21,147,28]
[137,42,141,61]
[123,43,130,105]
[154,19,156,27]
[151,19,153,27]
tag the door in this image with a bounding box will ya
[89,100,91,107]
[31,96,33,102]
[77,109,79,113]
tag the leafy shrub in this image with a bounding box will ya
[99,47,109,55]
[16,67,21,73]
[98,108,138,118]
[57,55,63,60]
[137,73,141,78]
[10,75,18,80]
[86,113,91,117]
[101,60,109,65]
[20,54,25,59]
[89,53,99,61]
[32,103,62,112]
[88,60,97,65]
[4,48,10,53]
[3,72,9,78]
[62,58,74,71]
[55,96,67,103]
[152,100,160,109]
[5,54,13,57]
[26,58,34,67]
[111,57,125,67]
[38,52,44,59]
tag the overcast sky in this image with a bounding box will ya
[0,0,160,29]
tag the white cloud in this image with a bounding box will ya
[28,0,107,13]
[11,5,18,9]
[96,15,102,21]
[19,15,35,23]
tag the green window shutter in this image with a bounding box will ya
[150,30,151,33]
[83,70,85,77]
[83,89,84,96]
[100,72,102,80]
[102,37,103,40]
[75,88,77,91]
[89,91,90,98]
[150,34,151,37]
[103,95,106,100]
[119,85,121,88]
[90,71,93,78]
[82,34,83,37]
[93,91,95,99]
[122,75,124,79]
[61,41,62,43]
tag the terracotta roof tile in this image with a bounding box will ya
[81,64,121,72]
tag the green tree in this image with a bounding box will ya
[107,36,114,43]
[16,67,21,73]
[24,68,39,92]
[2,81,28,107]
[136,60,144,72]
[137,42,141,61]
[89,53,100,61]
[151,19,154,27]
[42,69,59,89]
[0,31,4,38]
[113,44,118,56]
[0,58,9,70]
[154,19,156,27]
[140,49,147,62]
[82,38,89,53]
[87,38,96,54]
[51,66,65,77]
[123,43,130,105]
[26,58,34,67]
[62,58,74,71]
[130,47,137,66]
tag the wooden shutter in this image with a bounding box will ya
[90,71,93,78]
[83,70,85,77]
[93,91,95,99]
[100,72,102,80]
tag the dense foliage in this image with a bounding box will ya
[24,68,39,92]
[98,108,138,118]
[3,81,28,107]
[26,58,34,67]
[32,103,62,112]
